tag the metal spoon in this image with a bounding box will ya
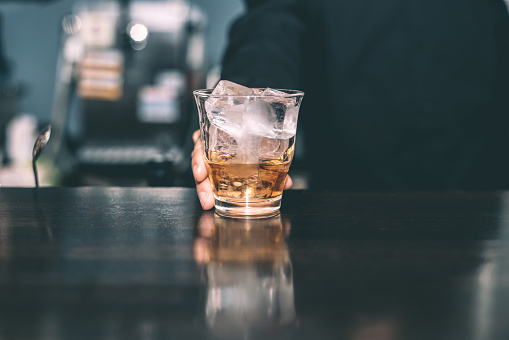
[32,125,51,188]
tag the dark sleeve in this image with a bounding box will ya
[220,0,304,89]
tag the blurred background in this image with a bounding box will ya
[0,0,244,187]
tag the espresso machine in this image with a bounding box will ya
[51,0,206,186]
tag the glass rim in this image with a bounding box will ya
[193,88,305,98]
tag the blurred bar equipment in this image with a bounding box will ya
[32,125,51,187]
[0,12,22,167]
[0,2,71,171]
[51,0,206,186]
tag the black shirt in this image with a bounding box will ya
[221,0,509,189]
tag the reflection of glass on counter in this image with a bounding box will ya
[194,213,296,335]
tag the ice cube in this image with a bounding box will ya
[282,106,299,138]
[251,88,265,95]
[204,82,300,163]
[208,104,244,140]
[261,87,296,107]
[208,125,238,156]
[206,80,253,112]
[205,81,254,140]
[227,100,276,164]
[261,87,287,97]
[242,100,277,138]
[260,88,297,135]
[213,80,254,96]
[259,136,290,159]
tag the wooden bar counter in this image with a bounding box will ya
[1,187,508,339]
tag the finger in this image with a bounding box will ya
[284,175,293,190]
[191,130,214,210]
[196,178,215,210]
[192,130,204,158]
[193,129,201,143]
[191,141,201,158]
[192,148,208,184]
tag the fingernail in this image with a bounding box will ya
[199,191,208,204]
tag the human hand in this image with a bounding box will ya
[191,130,293,210]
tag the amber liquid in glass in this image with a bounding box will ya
[204,136,294,203]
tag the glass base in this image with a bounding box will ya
[214,195,282,219]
